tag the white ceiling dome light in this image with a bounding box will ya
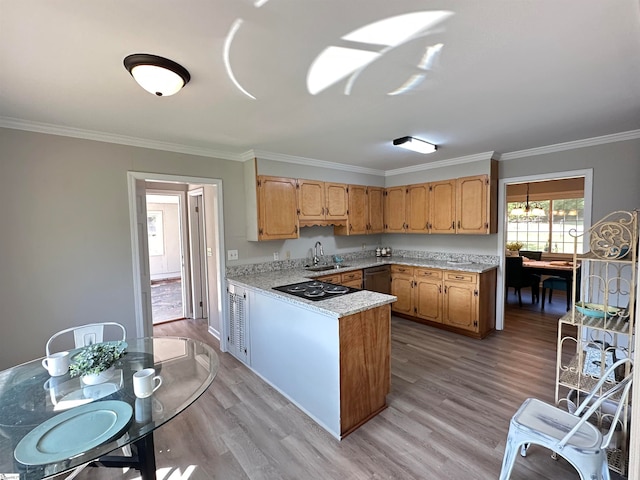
[123,54,191,97]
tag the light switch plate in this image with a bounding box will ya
[227,249,238,260]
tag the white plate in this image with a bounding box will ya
[14,400,132,465]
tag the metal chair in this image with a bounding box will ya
[45,322,127,356]
[499,358,633,480]
[45,322,129,479]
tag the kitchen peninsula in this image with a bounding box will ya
[226,255,497,439]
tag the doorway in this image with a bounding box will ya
[128,172,226,347]
[495,168,593,330]
[146,193,186,324]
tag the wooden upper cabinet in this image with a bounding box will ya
[456,175,489,234]
[384,186,406,233]
[348,184,368,235]
[334,185,384,236]
[257,175,299,240]
[325,183,349,222]
[367,187,384,234]
[297,179,325,222]
[405,183,429,234]
[298,180,347,226]
[429,179,456,234]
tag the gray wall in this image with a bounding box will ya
[1,126,638,368]
[0,128,247,368]
[500,139,640,221]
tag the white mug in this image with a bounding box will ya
[42,351,70,377]
[133,368,162,398]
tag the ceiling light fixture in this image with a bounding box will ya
[392,136,437,154]
[123,54,190,97]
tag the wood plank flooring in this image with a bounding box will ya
[74,302,587,480]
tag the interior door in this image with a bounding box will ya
[188,190,208,319]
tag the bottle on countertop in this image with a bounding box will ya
[381,247,387,256]
[376,247,381,257]
[386,246,392,257]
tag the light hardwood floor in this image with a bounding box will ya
[77,298,589,480]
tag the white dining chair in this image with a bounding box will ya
[45,322,129,478]
[45,322,127,357]
[499,358,633,480]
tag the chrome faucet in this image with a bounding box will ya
[313,241,324,265]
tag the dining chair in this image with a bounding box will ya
[541,276,570,311]
[499,358,633,480]
[519,250,542,261]
[44,322,130,478]
[45,322,127,357]
[505,256,539,306]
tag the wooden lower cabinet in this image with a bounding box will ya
[339,304,390,435]
[414,268,443,323]
[391,264,496,338]
[390,265,414,315]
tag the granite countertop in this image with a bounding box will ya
[226,256,498,318]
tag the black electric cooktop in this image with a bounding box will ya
[273,280,361,302]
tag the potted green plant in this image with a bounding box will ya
[505,241,524,256]
[70,341,127,385]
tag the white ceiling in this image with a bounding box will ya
[1,0,640,173]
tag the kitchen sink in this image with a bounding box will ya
[305,264,350,272]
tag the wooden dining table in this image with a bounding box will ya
[522,259,581,310]
[0,336,218,480]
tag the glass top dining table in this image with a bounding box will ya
[0,336,219,479]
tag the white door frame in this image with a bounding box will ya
[495,168,593,330]
[127,172,226,346]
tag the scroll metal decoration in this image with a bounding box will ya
[581,210,638,260]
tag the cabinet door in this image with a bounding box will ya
[443,274,478,331]
[367,187,384,234]
[414,268,443,322]
[258,176,299,240]
[384,186,406,233]
[456,175,488,234]
[391,274,413,314]
[430,180,456,234]
[297,179,326,223]
[405,184,429,234]
[348,185,368,235]
[325,183,348,223]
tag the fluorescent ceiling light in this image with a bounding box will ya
[393,136,437,154]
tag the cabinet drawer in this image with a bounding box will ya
[415,268,442,279]
[391,265,414,275]
[318,274,341,284]
[342,279,363,289]
[341,270,363,282]
[444,271,477,283]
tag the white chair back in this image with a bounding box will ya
[45,322,127,356]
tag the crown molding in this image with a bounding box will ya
[384,151,496,177]
[250,149,386,176]
[0,117,246,161]
[498,129,640,161]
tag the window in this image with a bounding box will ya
[507,198,584,254]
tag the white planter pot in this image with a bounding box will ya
[81,365,115,385]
